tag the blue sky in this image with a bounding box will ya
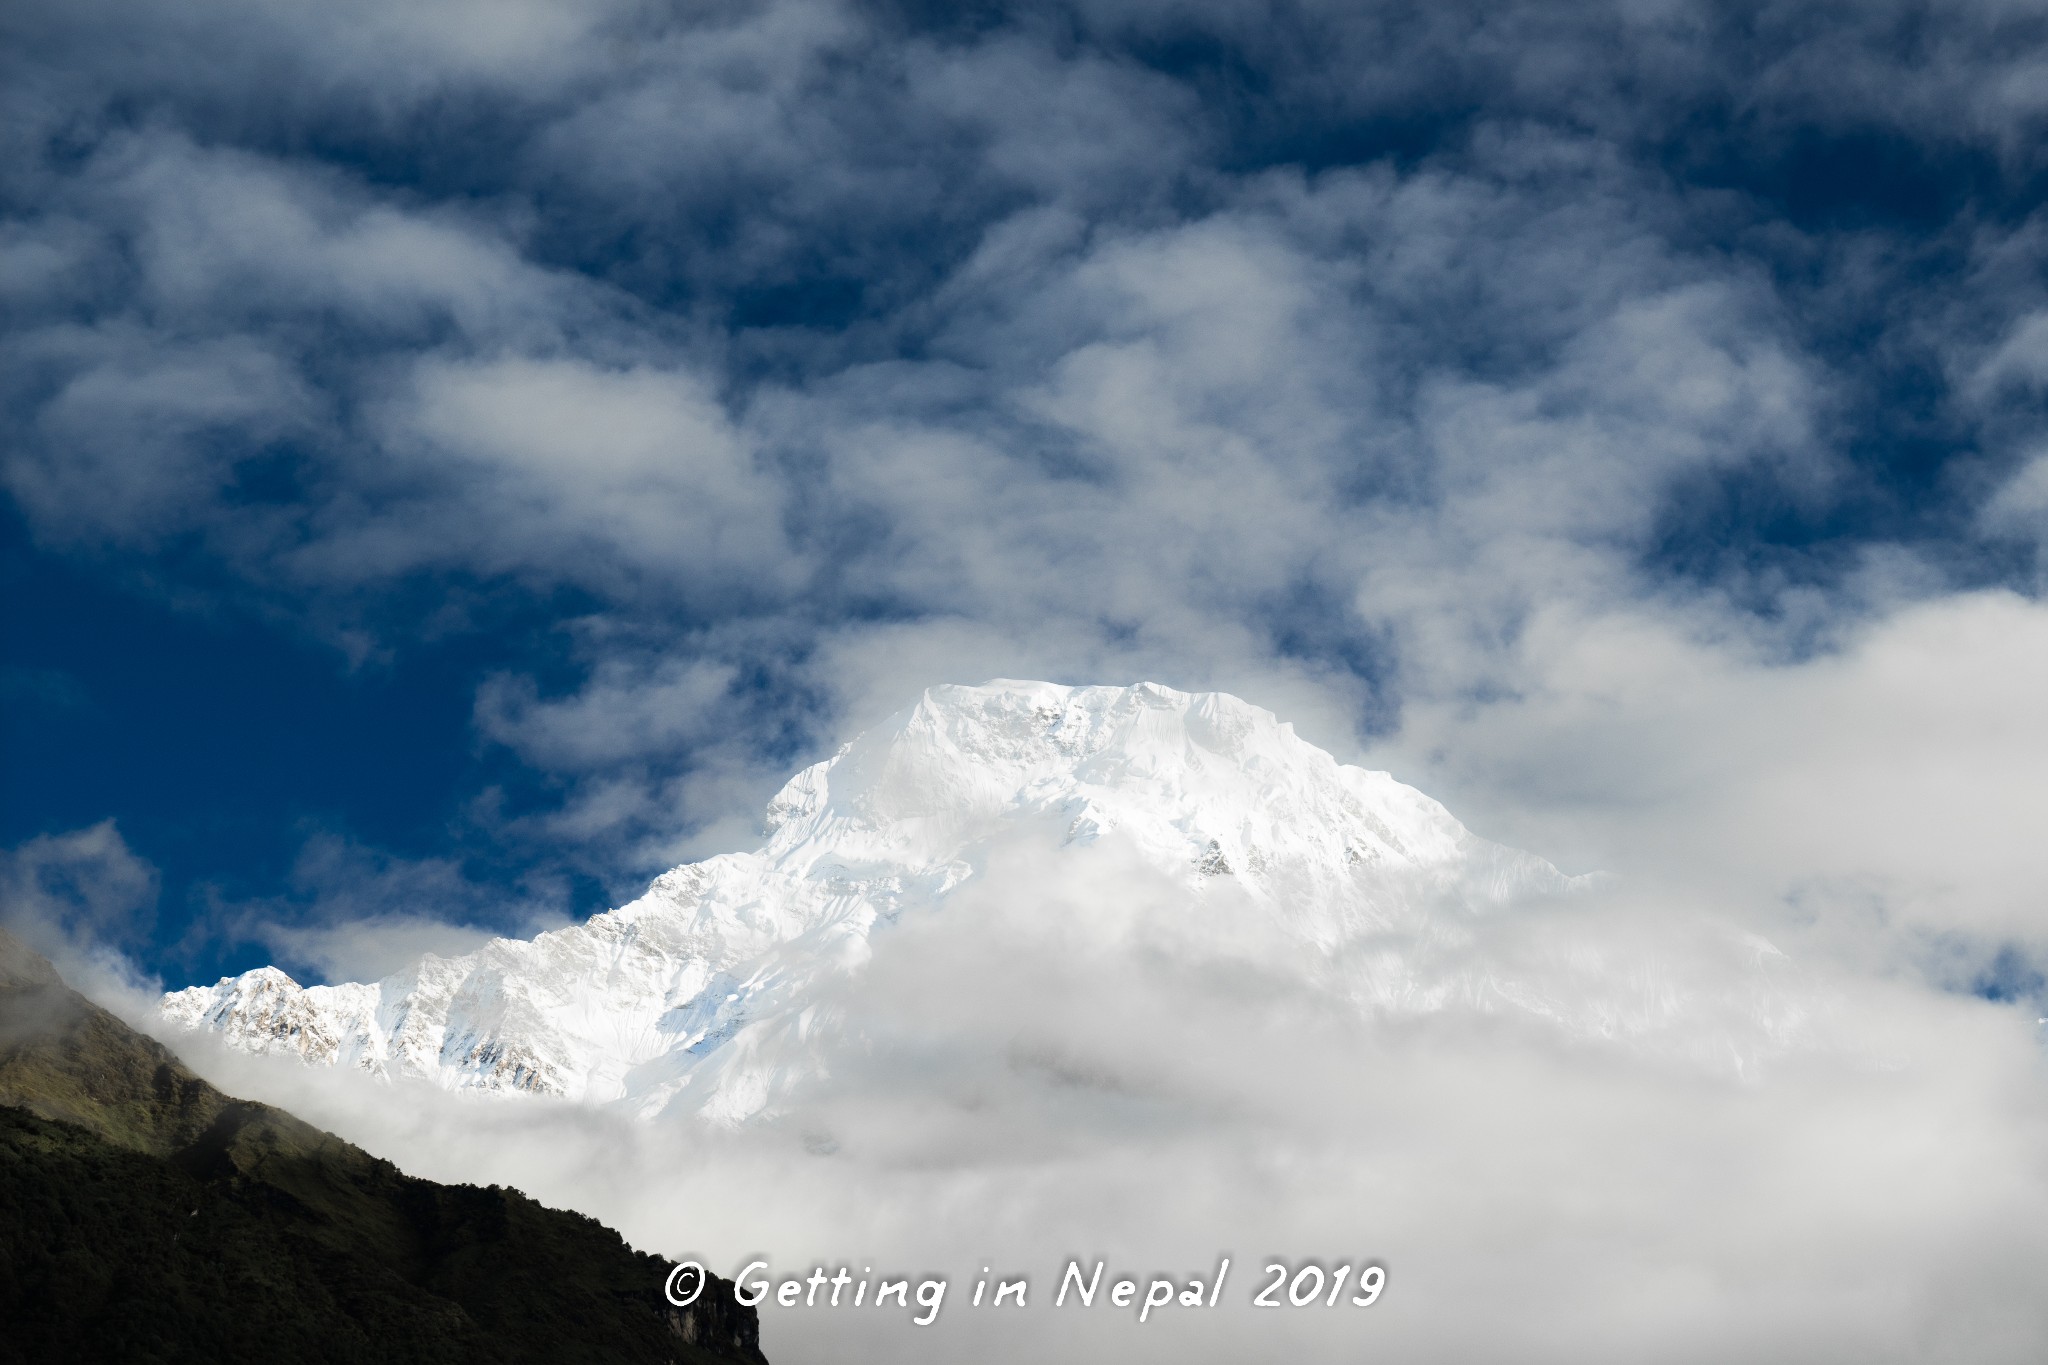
[4,0,2048,993]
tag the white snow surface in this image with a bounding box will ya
[159,681,1793,1121]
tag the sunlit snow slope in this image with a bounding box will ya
[161,681,1783,1121]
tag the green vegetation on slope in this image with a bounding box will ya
[0,929,765,1365]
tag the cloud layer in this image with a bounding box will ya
[146,828,2048,1364]
[8,7,2048,1357]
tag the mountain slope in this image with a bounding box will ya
[159,680,1790,1123]
[0,928,764,1365]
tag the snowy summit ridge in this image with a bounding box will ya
[160,681,1752,1122]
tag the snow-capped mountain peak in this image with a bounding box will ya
[161,681,1751,1123]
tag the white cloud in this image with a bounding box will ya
[148,826,2048,1364]
[8,327,316,546]
[0,821,157,945]
[203,833,575,985]
[0,822,162,1002]
[10,9,2048,1356]
[336,355,798,597]
[1368,590,2048,972]
[1981,449,2048,548]
[478,654,740,772]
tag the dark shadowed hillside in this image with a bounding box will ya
[0,928,766,1365]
